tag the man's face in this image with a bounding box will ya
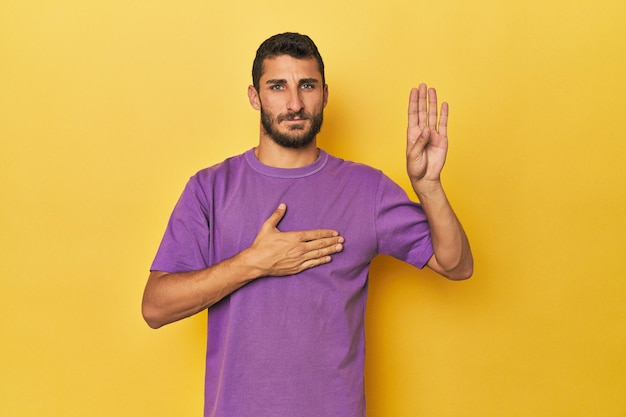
[250,55,328,149]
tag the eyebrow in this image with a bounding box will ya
[298,78,320,85]
[265,78,320,85]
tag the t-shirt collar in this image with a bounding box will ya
[244,148,329,179]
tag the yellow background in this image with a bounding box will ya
[1,0,625,415]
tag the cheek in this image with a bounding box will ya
[259,94,282,110]
[306,94,325,110]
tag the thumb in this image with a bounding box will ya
[263,203,287,231]
[408,127,431,158]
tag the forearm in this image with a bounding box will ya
[142,250,261,329]
[413,180,473,280]
[142,219,345,329]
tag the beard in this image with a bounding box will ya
[260,107,324,149]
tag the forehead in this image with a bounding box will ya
[260,55,322,82]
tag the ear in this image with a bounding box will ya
[323,84,329,108]
[248,85,261,110]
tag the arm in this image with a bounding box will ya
[142,203,344,328]
[406,84,473,280]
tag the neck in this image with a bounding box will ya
[255,136,319,168]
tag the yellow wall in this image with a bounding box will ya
[1,0,625,416]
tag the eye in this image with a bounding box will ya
[270,84,284,91]
[301,83,315,90]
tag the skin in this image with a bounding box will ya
[142,55,472,329]
[248,56,329,168]
[406,84,473,279]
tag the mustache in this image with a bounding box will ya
[277,110,310,123]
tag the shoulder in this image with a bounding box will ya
[323,152,385,182]
[325,152,412,199]
[322,152,407,198]
[194,151,248,179]
[178,150,250,204]
[187,150,252,190]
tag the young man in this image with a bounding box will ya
[142,32,472,417]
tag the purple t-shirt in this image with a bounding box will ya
[151,148,433,417]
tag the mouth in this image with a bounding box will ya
[278,112,309,123]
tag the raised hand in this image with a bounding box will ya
[248,203,344,277]
[406,83,449,191]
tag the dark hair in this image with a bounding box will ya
[252,32,325,91]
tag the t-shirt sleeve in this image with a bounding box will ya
[375,174,434,269]
[150,175,211,273]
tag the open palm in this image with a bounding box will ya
[406,84,449,186]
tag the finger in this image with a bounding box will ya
[418,83,428,129]
[300,239,344,262]
[407,87,418,128]
[303,245,343,263]
[292,228,340,242]
[428,88,438,128]
[302,236,344,253]
[407,126,431,158]
[298,255,333,271]
[263,203,287,230]
[438,102,449,137]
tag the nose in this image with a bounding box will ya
[286,88,304,113]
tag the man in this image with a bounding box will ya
[142,32,472,417]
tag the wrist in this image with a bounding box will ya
[230,248,266,282]
[412,178,444,201]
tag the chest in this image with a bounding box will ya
[209,173,380,267]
